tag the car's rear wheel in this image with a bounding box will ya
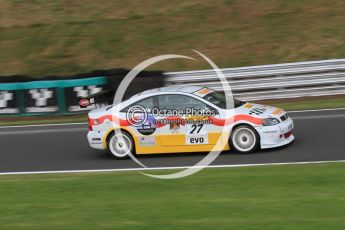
[107,131,134,159]
[230,125,259,153]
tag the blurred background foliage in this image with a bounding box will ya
[1,0,345,76]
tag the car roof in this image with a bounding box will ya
[137,85,204,96]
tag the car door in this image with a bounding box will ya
[157,94,217,147]
[121,96,159,149]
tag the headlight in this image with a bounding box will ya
[263,118,280,126]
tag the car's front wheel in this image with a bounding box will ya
[230,125,259,153]
[107,131,134,159]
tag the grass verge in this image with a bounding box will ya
[2,0,345,76]
[269,96,345,111]
[0,163,345,229]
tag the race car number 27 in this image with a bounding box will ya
[187,124,205,135]
[186,124,208,145]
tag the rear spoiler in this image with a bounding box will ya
[79,88,115,108]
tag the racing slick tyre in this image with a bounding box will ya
[230,125,260,153]
[107,131,134,159]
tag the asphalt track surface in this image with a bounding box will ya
[0,109,344,173]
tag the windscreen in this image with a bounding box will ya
[202,91,245,109]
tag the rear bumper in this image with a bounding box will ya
[87,131,105,150]
[256,117,295,149]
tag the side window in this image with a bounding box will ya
[122,96,155,112]
[158,94,209,111]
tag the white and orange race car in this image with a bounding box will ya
[87,86,294,158]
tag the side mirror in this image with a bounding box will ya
[213,109,219,115]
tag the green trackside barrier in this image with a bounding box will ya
[0,77,108,116]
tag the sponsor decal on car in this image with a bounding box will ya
[186,135,208,145]
[185,123,209,145]
[185,115,211,123]
[248,107,267,115]
[193,88,214,97]
[169,122,181,133]
[139,136,156,146]
[136,114,156,135]
[272,108,284,115]
[243,103,253,108]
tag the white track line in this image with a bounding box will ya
[1,107,344,129]
[0,122,86,129]
[0,128,86,135]
[0,160,344,176]
[291,114,345,120]
[288,107,345,113]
